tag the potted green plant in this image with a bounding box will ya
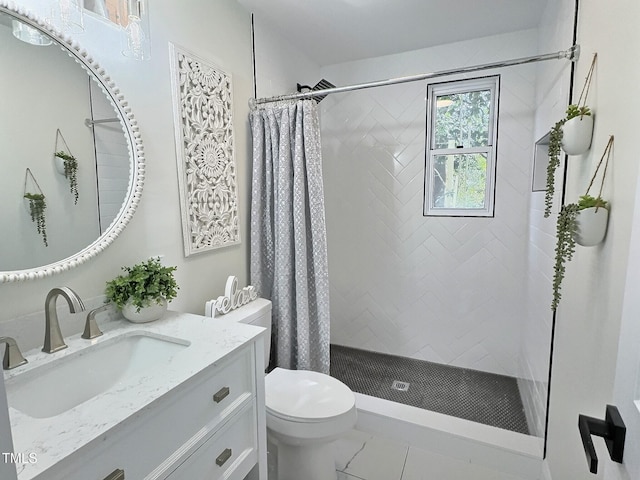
[551,134,613,310]
[544,55,598,217]
[54,150,79,204]
[544,105,595,218]
[105,258,179,323]
[573,194,609,246]
[552,194,609,310]
[561,104,594,155]
[561,53,597,156]
[24,192,48,246]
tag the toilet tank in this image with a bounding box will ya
[206,298,272,366]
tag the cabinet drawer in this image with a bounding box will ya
[40,346,256,480]
[165,402,257,480]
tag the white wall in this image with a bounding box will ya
[319,30,538,378]
[252,16,320,99]
[604,153,640,480]
[520,0,575,440]
[545,0,640,478]
[0,0,254,329]
[0,24,100,271]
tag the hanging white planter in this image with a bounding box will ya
[573,206,609,246]
[122,297,168,323]
[562,114,594,155]
[54,154,66,175]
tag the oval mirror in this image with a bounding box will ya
[0,2,144,283]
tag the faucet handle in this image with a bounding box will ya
[0,337,28,370]
[82,304,109,339]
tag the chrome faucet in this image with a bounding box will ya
[43,287,85,354]
[0,337,28,370]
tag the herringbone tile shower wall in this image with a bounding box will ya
[321,31,540,378]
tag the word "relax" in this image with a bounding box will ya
[212,276,258,316]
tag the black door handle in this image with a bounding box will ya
[578,404,626,474]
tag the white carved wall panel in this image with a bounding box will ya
[170,44,240,256]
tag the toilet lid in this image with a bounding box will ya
[265,368,355,422]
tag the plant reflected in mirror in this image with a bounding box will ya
[24,193,48,247]
[55,151,79,204]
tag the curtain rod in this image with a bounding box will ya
[84,117,120,128]
[250,45,580,107]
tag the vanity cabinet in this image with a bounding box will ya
[35,339,267,480]
[165,402,257,479]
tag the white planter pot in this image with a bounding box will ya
[562,115,594,155]
[573,207,609,246]
[122,297,168,323]
[54,155,66,175]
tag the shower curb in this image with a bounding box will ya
[353,393,546,480]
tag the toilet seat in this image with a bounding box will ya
[265,368,356,423]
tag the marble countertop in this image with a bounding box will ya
[3,308,266,480]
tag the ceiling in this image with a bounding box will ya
[238,0,548,66]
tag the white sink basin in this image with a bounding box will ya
[5,332,189,419]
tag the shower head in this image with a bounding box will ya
[297,79,335,103]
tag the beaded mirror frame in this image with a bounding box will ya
[0,2,145,283]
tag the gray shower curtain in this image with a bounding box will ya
[249,100,330,374]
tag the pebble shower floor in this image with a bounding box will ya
[330,344,529,434]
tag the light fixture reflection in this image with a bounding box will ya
[51,0,84,34]
[122,14,148,60]
[11,20,53,46]
[120,0,150,60]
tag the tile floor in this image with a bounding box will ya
[331,429,530,480]
[268,428,532,479]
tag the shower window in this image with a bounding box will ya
[424,76,499,217]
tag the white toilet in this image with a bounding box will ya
[208,298,356,480]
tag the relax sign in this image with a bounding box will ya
[206,276,258,317]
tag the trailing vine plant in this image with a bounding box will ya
[24,192,48,247]
[552,202,578,310]
[55,150,79,204]
[544,120,564,217]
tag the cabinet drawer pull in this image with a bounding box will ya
[104,469,125,480]
[216,448,233,466]
[213,386,230,403]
